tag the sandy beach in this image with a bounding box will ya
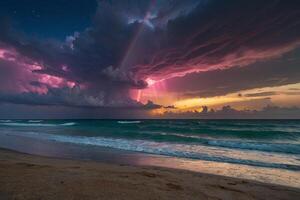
[0,148,299,200]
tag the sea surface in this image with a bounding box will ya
[0,119,299,187]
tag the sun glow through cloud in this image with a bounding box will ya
[148,82,300,116]
[0,0,300,119]
[145,78,156,86]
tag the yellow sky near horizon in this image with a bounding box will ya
[136,82,300,115]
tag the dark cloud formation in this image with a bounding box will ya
[244,92,277,97]
[218,98,273,110]
[0,84,162,109]
[0,103,153,119]
[165,49,300,97]
[143,100,162,109]
[0,86,162,109]
[0,0,300,112]
[135,0,300,80]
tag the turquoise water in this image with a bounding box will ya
[0,119,300,171]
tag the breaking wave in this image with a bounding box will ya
[0,122,76,127]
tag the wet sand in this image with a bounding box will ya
[0,148,299,200]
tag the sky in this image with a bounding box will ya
[0,0,300,119]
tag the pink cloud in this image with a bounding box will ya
[0,47,75,94]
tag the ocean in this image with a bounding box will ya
[0,119,299,187]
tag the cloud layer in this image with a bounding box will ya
[162,105,300,119]
[0,0,300,110]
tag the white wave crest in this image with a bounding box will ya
[4,131,299,171]
[0,120,13,122]
[117,121,141,124]
[28,120,43,123]
[0,122,76,127]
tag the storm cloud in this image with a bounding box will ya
[165,49,300,97]
[0,0,300,110]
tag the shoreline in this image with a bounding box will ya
[0,148,299,200]
[0,133,300,188]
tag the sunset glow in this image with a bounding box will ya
[1,2,300,199]
[0,0,299,119]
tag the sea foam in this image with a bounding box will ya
[0,122,76,127]
[117,121,141,124]
[4,130,300,171]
